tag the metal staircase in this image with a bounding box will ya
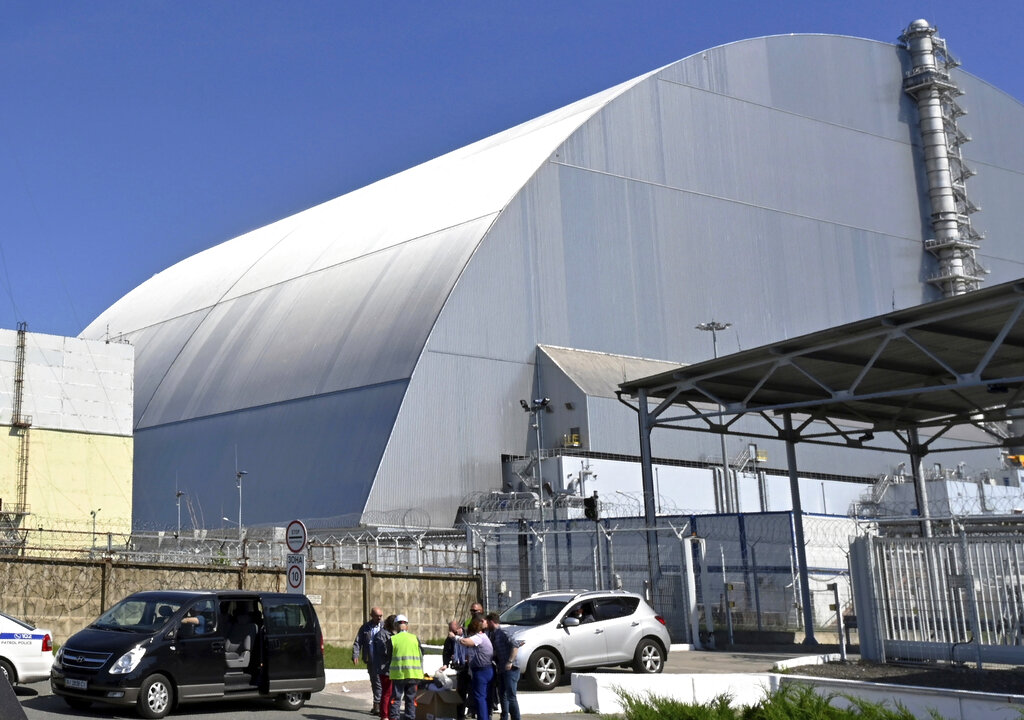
[900,20,987,297]
[2,322,31,552]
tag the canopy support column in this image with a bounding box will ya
[784,411,817,645]
[638,389,661,595]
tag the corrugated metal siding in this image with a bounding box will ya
[415,34,1024,525]
[132,379,407,530]
[0,330,133,436]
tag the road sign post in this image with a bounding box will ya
[286,520,308,595]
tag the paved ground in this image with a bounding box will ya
[15,645,825,719]
[330,645,821,720]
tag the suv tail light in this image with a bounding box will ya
[42,633,53,652]
[654,615,666,626]
[318,630,324,655]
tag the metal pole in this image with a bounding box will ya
[828,583,847,662]
[721,544,734,645]
[679,529,702,648]
[908,427,932,538]
[534,416,549,591]
[751,544,763,632]
[784,412,817,644]
[696,321,734,513]
[637,388,661,595]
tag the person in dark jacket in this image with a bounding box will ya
[440,620,468,719]
[373,615,397,720]
[487,613,521,720]
[353,606,384,714]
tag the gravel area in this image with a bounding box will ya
[786,660,1024,695]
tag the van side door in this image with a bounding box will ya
[170,597,225,700]
[260,596,325,695]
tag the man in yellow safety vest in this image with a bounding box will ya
[388,614,423,720]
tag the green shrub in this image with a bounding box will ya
[609,685,950,720]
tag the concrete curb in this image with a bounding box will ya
[570,671,1024,719]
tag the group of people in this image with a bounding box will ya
[352,601,523,720]
[352,606,424,720]
[440,601,523,720]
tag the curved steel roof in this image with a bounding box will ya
[80,32,1024,530]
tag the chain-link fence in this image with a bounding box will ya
[465,511,865,644]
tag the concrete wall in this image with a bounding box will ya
[0,556,480,647]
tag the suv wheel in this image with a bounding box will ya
[136,673,173,719]
[274,691,307,710]
[526,649,561,691]
[632,638,664,674]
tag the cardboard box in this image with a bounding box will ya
[414,686,461,720]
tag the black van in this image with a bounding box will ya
[50,590,325,718]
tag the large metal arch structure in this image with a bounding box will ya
[617,278,1024,644]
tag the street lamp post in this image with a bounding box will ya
[175,490,184,542]
[520,397,551,591]
[696,320,734,513]
[235,470,248,540]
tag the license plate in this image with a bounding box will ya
[66,678,88,690]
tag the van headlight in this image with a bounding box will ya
[109,646,146,674]
[54,646,65,667]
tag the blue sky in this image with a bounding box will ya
[1,1,1021,338]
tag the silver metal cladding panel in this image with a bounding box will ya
[0,329,133,435]
[89,34,1024,529]
[407,35,1024,525]
[367,348,535,522]
[132,379,406,529]
[131,216,493,430]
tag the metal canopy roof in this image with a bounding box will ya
[618,278,1024,453]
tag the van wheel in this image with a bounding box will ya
[526,649,561,691]
[274,691,306,710]
[136,673,173,719]
[63,696,92,711]
[632,638,664,674]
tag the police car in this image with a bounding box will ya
[0,610,54,685]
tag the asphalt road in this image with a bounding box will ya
[14,646,814,719]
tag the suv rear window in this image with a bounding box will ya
[593,597,639,620]
[263,597,313,634]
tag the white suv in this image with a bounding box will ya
[0,610,54,685]
[498,589,670,690]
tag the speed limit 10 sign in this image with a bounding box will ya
[286,554,306,595]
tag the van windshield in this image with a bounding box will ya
[92,597,184,633]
